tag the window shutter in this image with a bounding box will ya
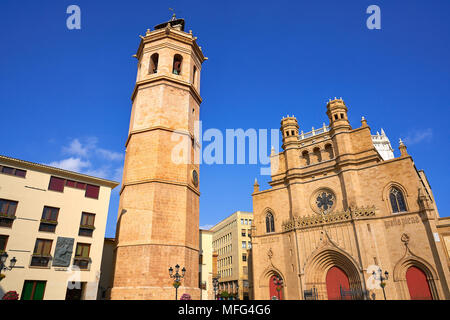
[48,176,65,192]
[85,185,100,199]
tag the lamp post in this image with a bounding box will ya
[169,264,186,300]
[212,276,220,300]
[273,275,283,300]
[372,268,389,300]
[0,252,17,275]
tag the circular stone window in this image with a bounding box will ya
[310,188,336,215]
[192,169,199,187]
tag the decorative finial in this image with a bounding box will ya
[189,30,192,34]
[254,178,259,185]
[399,138,404,145]
[139,35,145,39]
[361,116,365,121]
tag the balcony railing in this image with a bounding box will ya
[30,254,52,268]
[73,257,91,271]
[299,124,330,140]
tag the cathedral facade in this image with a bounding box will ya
[250,98,450,300]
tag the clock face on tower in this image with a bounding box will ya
[192,169,199,187]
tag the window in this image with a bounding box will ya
[266,212,275,233]
[48,176,65,192]
[150,53,159,74]
[242,254,247,262]
[242,241,246,249]
[193,65,197,85]
[241,219,244,225]
[0,199,18,228]
[249,219,252,225]
[244,219,248,225]
[248,229,252,237]
[325,144,334,159]
[248,242,252,249]
[0,235,8,252]
[172,54,183,75]
[241,229,246,237]
[74,243,91,270]
[302,150,310,166]
[0,165,26,178]
[334,114,338,120]
[48,176,99,199]
[85,184,100,199]
[21,281,47,300]
[31,239,52,267]
[65,180,76,188]
[39,206,59,233]
[390,187,407,213]
[79,212,95,237]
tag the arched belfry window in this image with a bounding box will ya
[173,54,183,75]
[193,65,197,86]
[390,187,407,213]
[150,53,159,74]
[266,212,275,233]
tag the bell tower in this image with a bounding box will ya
[111,15,207,300]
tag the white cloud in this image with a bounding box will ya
[97,148,124,161]
[47,157,91,172]
[403,128,433,146]
[48,137,124,181]
[200,224,214,230]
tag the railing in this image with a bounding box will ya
[304,287,318,300]
[73,257,91,270]
[299,124,330,140]
[30,255,52,268]
[340,286,371,300]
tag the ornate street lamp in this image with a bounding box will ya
[212,276,220,300]
[273,275,283,300]
[372,268,389,300]
[0,252,17,281]
[169,264,186,300]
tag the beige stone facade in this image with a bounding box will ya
[0,155,118,300]
[110,17,207,300]
[199,229,214,300]
[250,99,450,300]
[210,211,253,300]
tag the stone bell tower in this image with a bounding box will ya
[110,15,207,300]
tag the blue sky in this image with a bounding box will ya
[0,0,449,237]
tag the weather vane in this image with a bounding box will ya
[169,7,176,20]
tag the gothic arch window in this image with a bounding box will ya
[325,144,334,160]
[266,212,275,233]
[313,147,322,163]
[150,53,159,74]
[390,187,407,213]
[172,54,183,75]
[193,65,197,86]
[302,150,310,166]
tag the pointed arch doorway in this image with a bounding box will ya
[326,266,350,300]
[406,266,433,300]
[269,274,284,300]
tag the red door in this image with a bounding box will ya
[269,275,283,300]
[326,266,350,300]
[406,266,432,300]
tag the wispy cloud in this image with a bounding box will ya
[403,128,433,146]
[47,137,124,182]
[48,157,91,172]
[200,224,214,230]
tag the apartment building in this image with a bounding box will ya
[210,211,253,300]
[0,155,118,300]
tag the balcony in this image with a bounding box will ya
[73,257,91,271]
[78,225,95,237]
[0,213,16,228]
[39,219,58,233]
[30,254,52,268]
